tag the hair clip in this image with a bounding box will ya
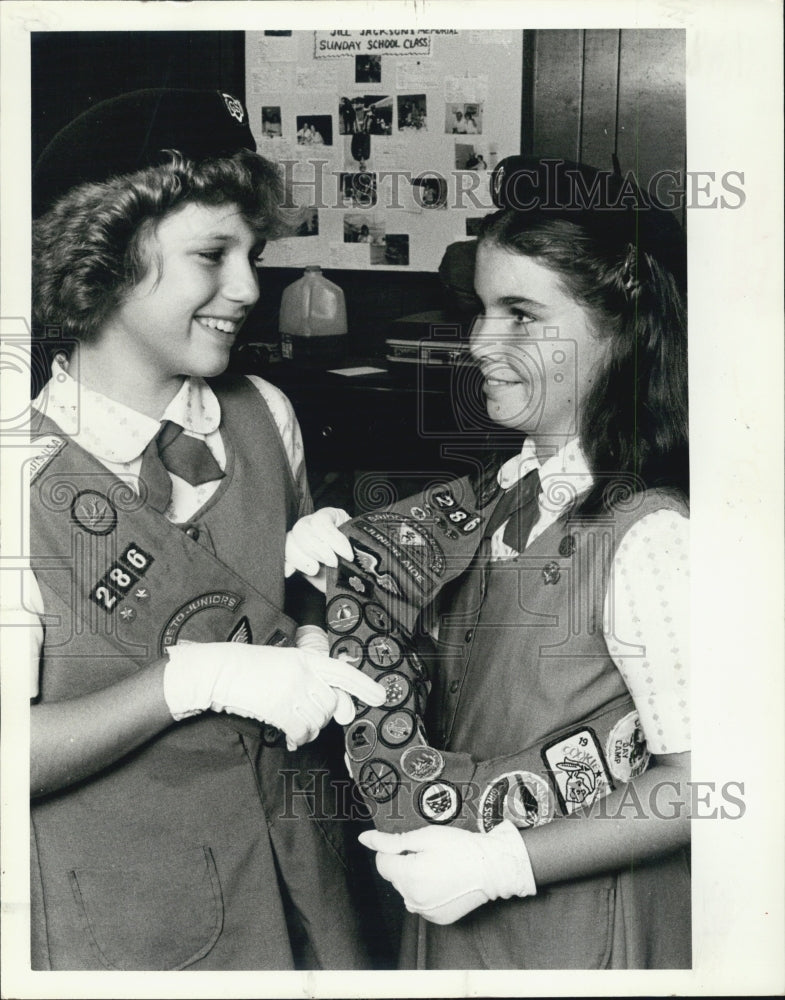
[620,243,639,295]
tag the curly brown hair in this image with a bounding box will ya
[33,149,298,343]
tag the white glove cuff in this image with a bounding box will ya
[163,643,212,721]
[486,819,538,899]
[295,625,330,656]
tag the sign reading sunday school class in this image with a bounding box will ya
[314,30,456,58]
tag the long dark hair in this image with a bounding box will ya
[478,210,688,514]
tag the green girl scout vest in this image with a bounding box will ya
[28,376,372,971]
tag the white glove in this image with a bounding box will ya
[164,641,385,749]
[284,508,354,591]
[359,820,537,925]
[294,626,354,725]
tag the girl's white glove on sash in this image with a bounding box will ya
[164,641,385,749]
[284,507,353,586]
[359,820,537,925]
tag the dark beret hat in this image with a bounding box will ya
[33,88,256,217]
[490,155,685,282]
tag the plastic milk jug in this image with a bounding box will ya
[279,266,348,364]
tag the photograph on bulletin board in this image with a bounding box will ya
[247,29,523,271]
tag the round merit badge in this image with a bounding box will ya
[326,595,362,634]
[330,635,364,668]
[351,694,371,719]
[358,758,400,803]
[366,634,403,669]
[378,709,416,748]
[70,490,117,535]
[345,719,378,762]
[418,780,461,824]
[400,745,444,782]
[606,710,651,782]
[478,770,555,832]
[377,671,411,709]
[363,601,392,633]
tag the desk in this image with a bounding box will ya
[242,356,524,513]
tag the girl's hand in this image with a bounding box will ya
[164,641,385,748]
[359,820,536,924]
[284,507,354,592]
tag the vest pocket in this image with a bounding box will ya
[476,875,616,969]
[69,845,224,970]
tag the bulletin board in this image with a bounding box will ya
[245,29,522,271]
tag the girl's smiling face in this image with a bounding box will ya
[102,201,263,385]
[470,241,608,448]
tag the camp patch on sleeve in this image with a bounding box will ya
[542,727,613,814]
[605,710,651,782]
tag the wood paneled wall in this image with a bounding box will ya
[528,29,686,224]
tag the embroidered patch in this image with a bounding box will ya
[351,695,371,719]
[158,591,243,655]
[227,616,253,644]
[418,780,461,824]
[363,601,392,633]
[221,91,245,123]
[326,594,362,634]
[71,490,117,535]
[378,709,416,748]
[103,561,139,596]
[430,488,458,510]
[266,629,290,647]
[29,435,67,484]
[478,770,555,832]
[359,758,400,803]
[89,580,120,614]
[376,670,411,708]
[360,515,445,581]
[367,635,403,670]
[345,719,378,762]
[401,745,444,782]
[542,727,613,814]
[443,507,482,534]
[337,561,374,598]
[541,560,561,585]
[350,540,403,596]
[606,711,651,782]
[119,543,154,575]
[330,635,364,668]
